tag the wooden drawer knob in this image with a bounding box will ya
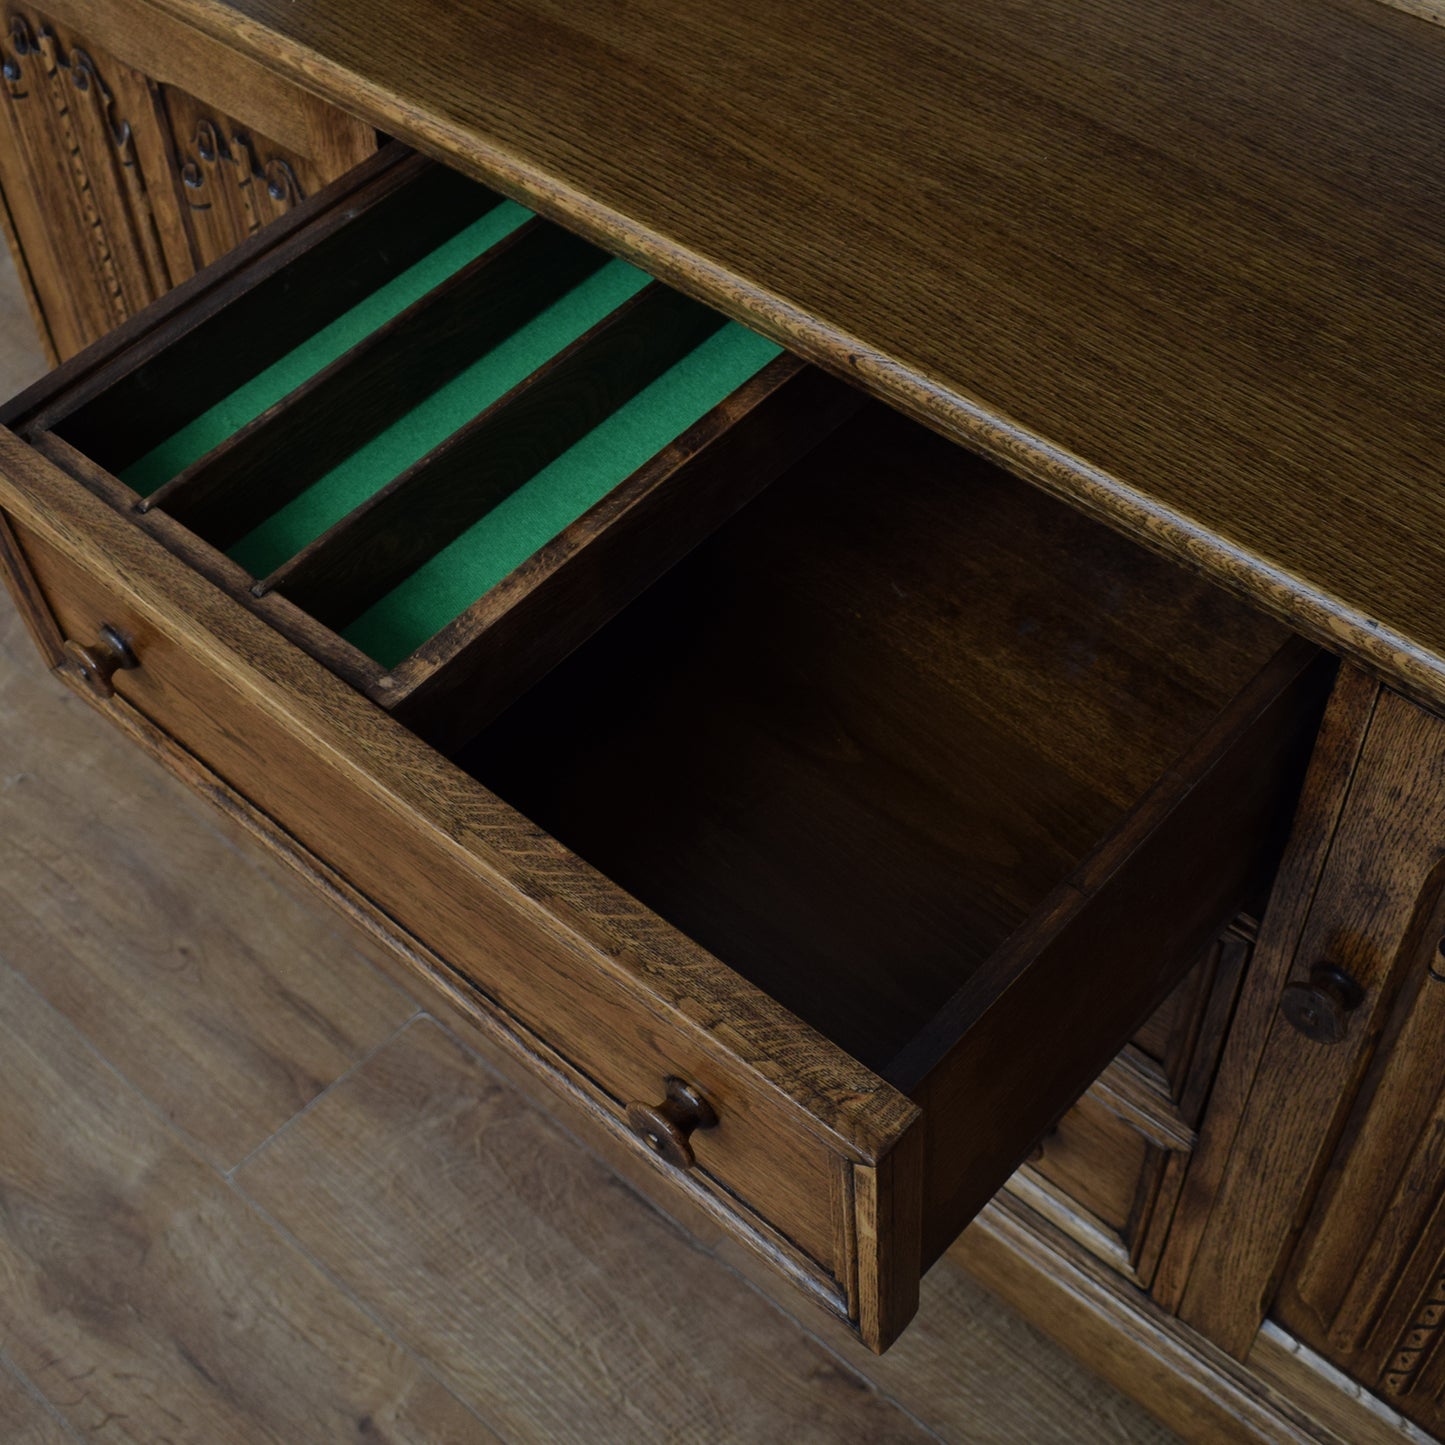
[63,624,138,700]
[625,1077,718,1169]
[1280,963,1363,1045]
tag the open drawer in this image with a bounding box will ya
[0,145,1332,1351]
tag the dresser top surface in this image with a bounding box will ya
[148,0,1445,703]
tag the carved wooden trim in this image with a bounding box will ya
[0,6,176,352]
[1091,1046,1198,1153]
[0,4,372,357]
[1383,1272,1445,1398]
[162,86,309,266]
[959,1191,1437,1444]
[177,116,304,210]
[1267,856,1445,1436]
[1373,0,1445,27]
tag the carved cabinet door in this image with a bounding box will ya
[0,6,375,363]
[1152,670,1445,1436]
[1273,853,1445,1431]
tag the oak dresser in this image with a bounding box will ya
[2,0,1444,1439]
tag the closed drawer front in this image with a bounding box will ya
[0,145,1332,1350]
[1014,922,1253,1286]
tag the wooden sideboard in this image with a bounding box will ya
[3,0,1445,1440]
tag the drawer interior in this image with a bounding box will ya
[34,148,846,748]
[453,404,1312,1083]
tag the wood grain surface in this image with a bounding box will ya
[387,357,861,754]
[9,0,375,172]
[235,1014,1175,1444]
[465,406,1289,1076]
[265,282,724,625]
[236,1017,934,1445]
[0,424,934,1345]
[0,1362,77,1445]
[1182,685,1445,1356]
[126,0,1445,711]
[154,217,603,551]
[956,1198,1339,1445]
[1150,667,1382,1316]
[0,0,376,362]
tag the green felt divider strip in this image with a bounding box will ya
[228,258,652,579]
[343,323,783,668]
[120,201,534,497]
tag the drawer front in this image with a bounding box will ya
[0,446,923,1350]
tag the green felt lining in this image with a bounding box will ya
[113,191,782,675]
[120,201,534,497]
[227,257,652,578]
[343,323,783,667]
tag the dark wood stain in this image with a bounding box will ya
[459,407,1304,1078]
[388,357,862,752]
[52,150,492,472]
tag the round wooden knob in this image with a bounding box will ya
[1280,963,1364,1045]
[625,1077,718,1169]
[63,623,138,699]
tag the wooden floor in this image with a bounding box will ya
[0,258,1176,1443]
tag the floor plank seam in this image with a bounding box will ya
[166,792,425,1020]
[225,1168,509,1444]
[0,950,419,1186]
[680,1250,951,1443]
[224,1008,425,1181]
[0,952,242,1174]
[424,1013,957,1445]
[0,1347,85,1443]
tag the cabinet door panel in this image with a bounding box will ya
[157,85,358,274]
[1174,682,1445,1386]
[1274,870,1445,1435]
[0,12,167,358]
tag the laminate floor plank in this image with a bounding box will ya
[370,915,1182,1445]
[0,960,495,1445]
[0,1357,81,1445]
[0,602,417,1169]
[236,1017,941,1445]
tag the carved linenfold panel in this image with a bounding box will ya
[1274,862,1445,1436]
[1382,1273,1445,1397]
[0,9,173,355]
[162,86,315,270]
[0,6,376,360]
